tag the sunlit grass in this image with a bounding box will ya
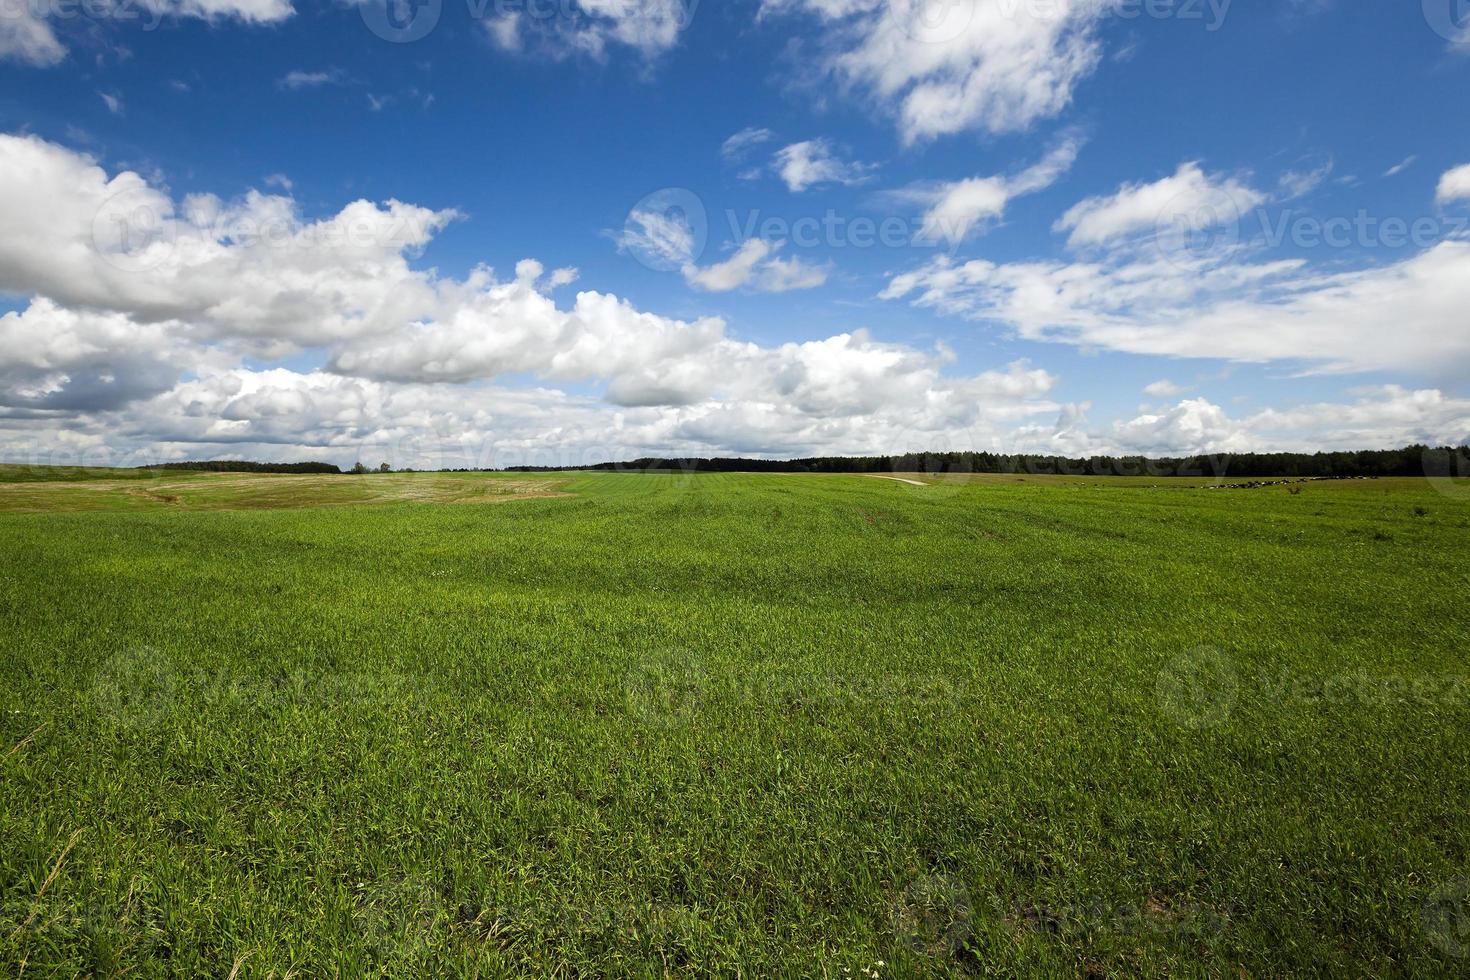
[1,471,1467,976]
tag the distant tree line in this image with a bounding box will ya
[137,445,1468,480]
[150,461,342,475]
[510,445,1467,479]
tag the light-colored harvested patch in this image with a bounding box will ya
[866,475,930,487]
[445,479,574,505]
[0,473,573,513]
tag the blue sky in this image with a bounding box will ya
[1,0,1469,467]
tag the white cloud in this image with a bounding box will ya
[773,139,878,192]
[0,299,196,412]
[1143,379,1185,398]
[1437,164,1470,205]
[1277,158,1333,200]
[1055,162,1266,249]
[1383,156,1417,178]
[675,239,830,294]
[0,346,1061,466]
[1108,397,1252,454]
[902,135,1081,245]
[0,131,1058,463]
[882,238,1470,376]
[10,368,1458,471]
[485,13,524,51]
[683,239,778,291]
[722,127,776,161]
[3,0,292,67]
[99,91,124,115]
[0,5,66,67]
[1228,386,1470,452]
[482,0,693,61]
[615,204,828,293]
[615,205,700,270]
[167,0,293,21]
[1104,388,1470,456]
[0,133,458,352]
[752,252,831,292]
[761,0,1112,143]
[278,69,347,90]
[9,133,1454,469]
[886,159,1470,377]
[998,386,1470,458]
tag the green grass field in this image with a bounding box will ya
[2,468,1468,976]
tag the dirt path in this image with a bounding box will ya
[866,475,929,487]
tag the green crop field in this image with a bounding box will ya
[2,468,1468,977]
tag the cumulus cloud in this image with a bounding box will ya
[761,0,1112,143]
[13,369,1457,472]
[0,131,1061,463]
[0,352,1064,469]
[1438,164,1470,205]
[8,132,1453,468]
[0,133,458,352]
[996,386,1470,459]
[1105,388,1470,456]
[773,139,878,192]
[0,299,193,413]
